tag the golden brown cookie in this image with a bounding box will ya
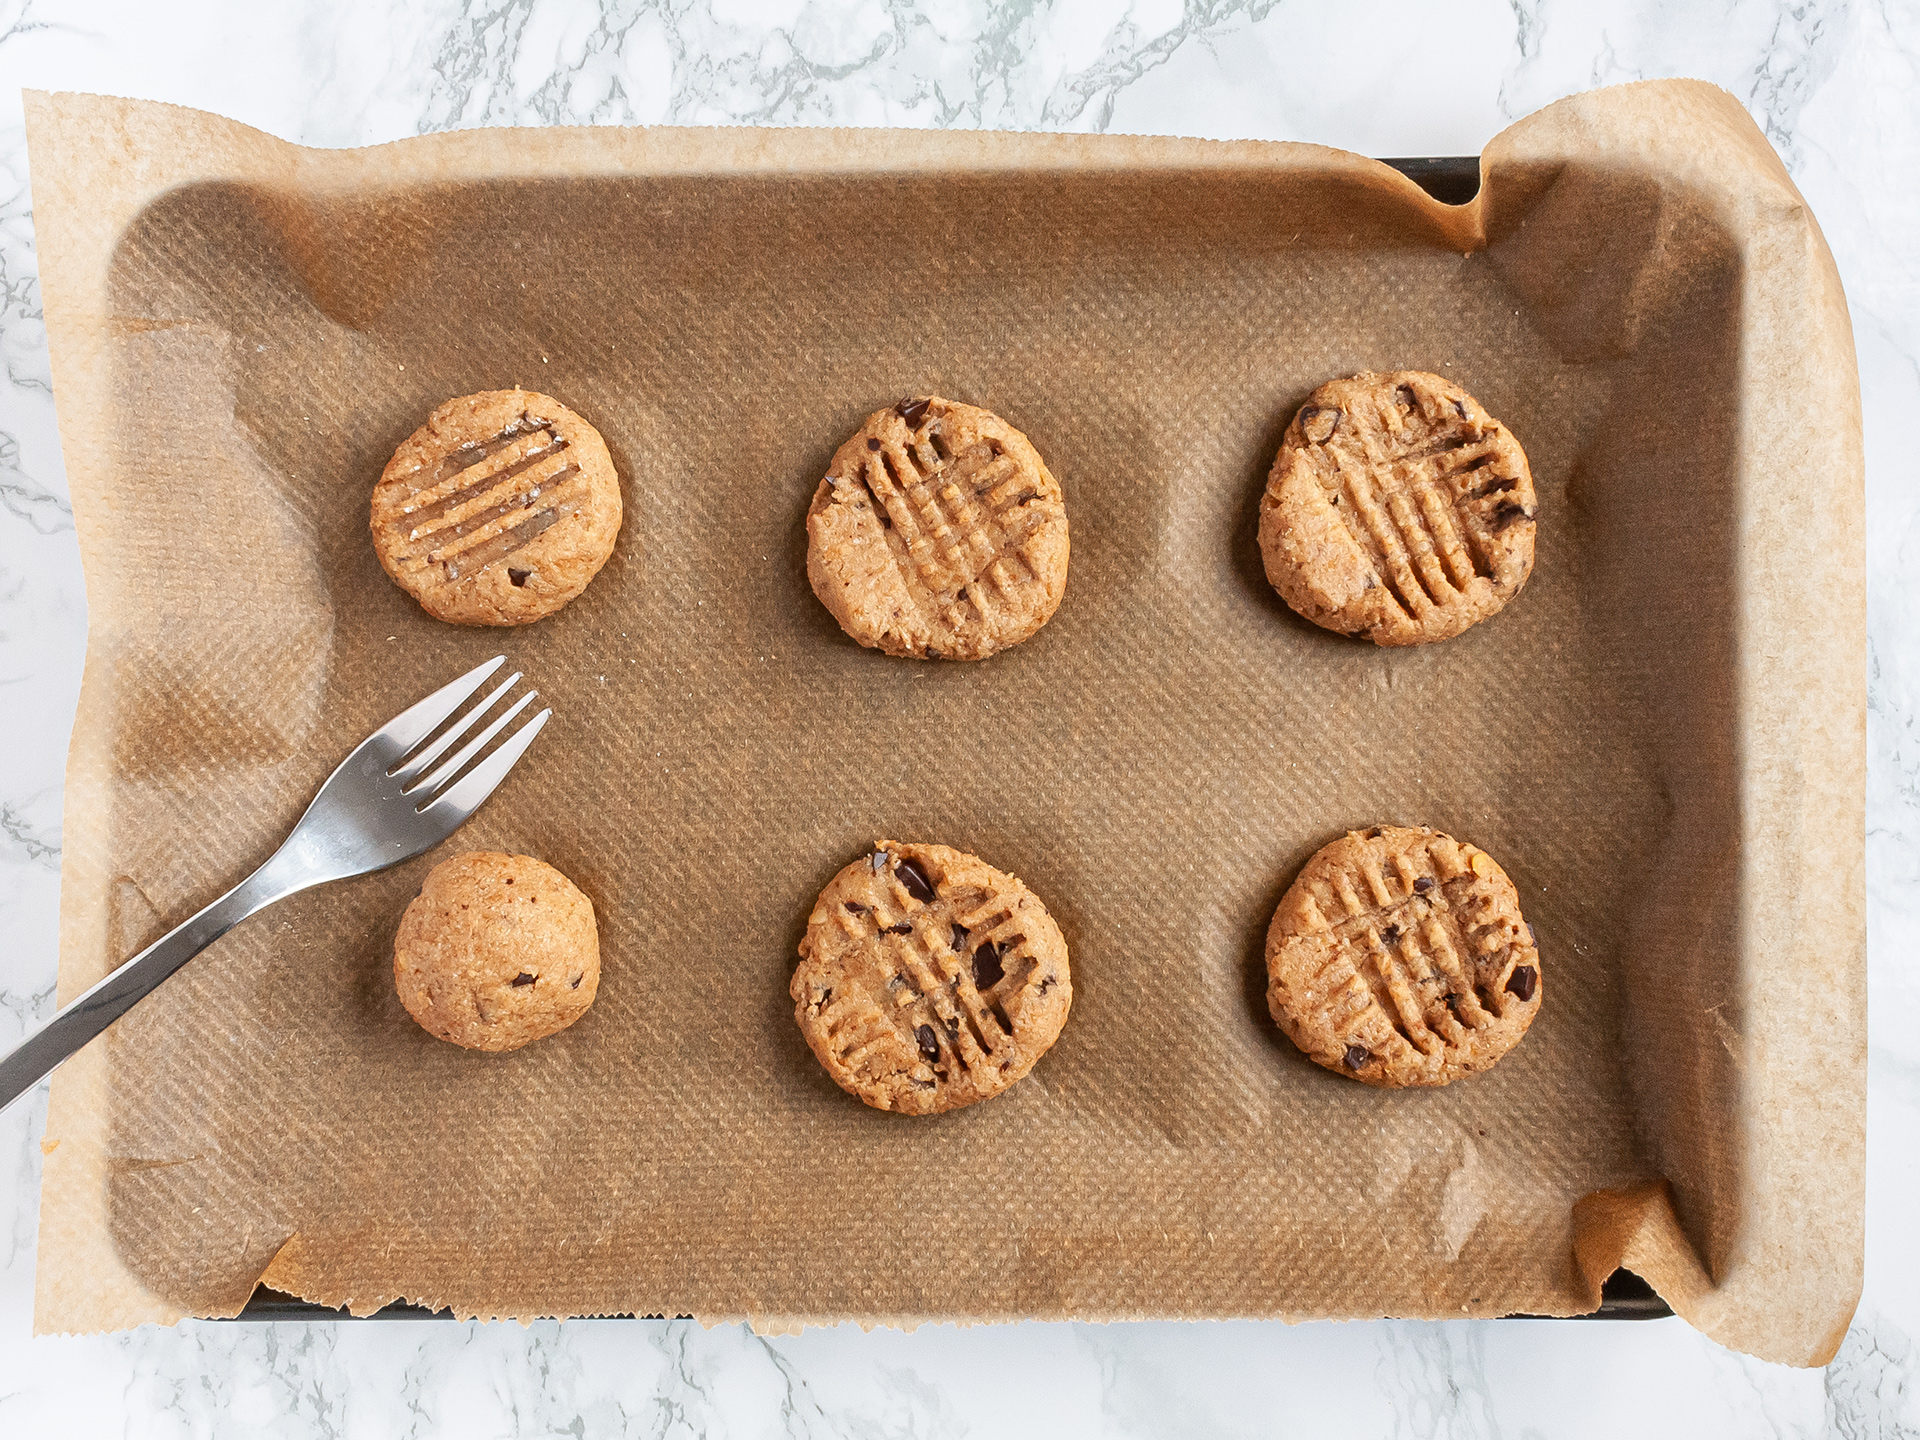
[1257,371,1536,645]
[806,396,1069,661]
[1265,826,1541,1087]
[394,851,601,1051]
[791,840,1072,1114]
[372,389,622,626]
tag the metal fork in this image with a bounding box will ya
[0,655,550,1113]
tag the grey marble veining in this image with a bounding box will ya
[0,0,1912,1433]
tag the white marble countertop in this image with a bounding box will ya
[0,1,1911,1434]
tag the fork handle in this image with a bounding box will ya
[0,854,306,1114]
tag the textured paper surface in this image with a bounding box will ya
[24,82,1863,1364]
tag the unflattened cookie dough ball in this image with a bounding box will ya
[372,388,623,626]
[806,396,1069,661]
[1265,825,1541,1088]
[394,851,601,1051]
[1258,371,1536,646]
[792,840,1072,1114]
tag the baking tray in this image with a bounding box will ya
[28,89,1863,1360]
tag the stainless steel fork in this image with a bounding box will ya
[0,655,550,1113]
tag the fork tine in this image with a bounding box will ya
[422,707,551,819]
[391,670,522,782]
[379,655,507,757]
[407,689,540,799]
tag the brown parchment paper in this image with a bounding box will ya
[24,80,1863,1365]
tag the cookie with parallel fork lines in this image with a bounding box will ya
[1266,826,1542,1088]
[792,841,1072,1114]
[806,397,1069,661]
[1258,371,1536,646]
[372,389,623,626]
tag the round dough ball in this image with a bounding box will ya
[394,851,601,1051]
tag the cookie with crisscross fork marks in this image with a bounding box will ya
[1258,372,1536,645]
[806,397,1069,660]
[372,389,622,625]
[792,841,1072,1114]
[1266,826,1542,1087]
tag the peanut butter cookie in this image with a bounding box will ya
[792,841,1071,1114]
[394,851,601,1051]
[1258,371,1535,645]
[806,397,1069,660]
[1266,826,1541,1087]
[372,389,622,626]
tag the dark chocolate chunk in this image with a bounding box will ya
[950,922,970,951]
[1454,398,1470,419]
[896,397,933,427]
[894,856,936,902]
[1038,975,1056,995]
[1300,405,1342,444]
[1014,490,1038,505]
[511,972,536,987]
[885,922,913,935]
[956,587,968,602]
[1413,876,1435,894]
[916,1023,940,1063]
[844,901,868,914]
[866,437,881,451]
[570,975,583,989]
[1380,924,1401,946]
[1343,1043,1369,1071]
[972,940,1005,990]
[507,567,532,587]
[1492,500,1538,529]
[1394,383,1417,410]
[1505,965,1539,1001]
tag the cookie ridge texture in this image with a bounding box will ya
[1257,371,1535,646]
[1265,825,1541,1087]
[792,840,1072,1113]
[372,388,623,626]
[806,396,1069,661]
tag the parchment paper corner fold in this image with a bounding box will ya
[23,80,1862,1364]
